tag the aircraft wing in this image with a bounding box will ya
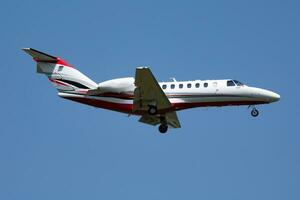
[134,67,181,129]
[139,111,181,128]
[165,111,181,128]
[133,67,171,112]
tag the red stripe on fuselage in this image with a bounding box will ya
[49,78,68,86]
[88,92,256,100]
[91,92,134,99]
[60,95,267,115]
[172,101,267,111]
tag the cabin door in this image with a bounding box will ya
[213,82,221,94]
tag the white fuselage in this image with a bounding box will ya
[59,77,280,114]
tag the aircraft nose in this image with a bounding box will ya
[250,87,280,103]
[266,91,281,102]
[272,92,280,102]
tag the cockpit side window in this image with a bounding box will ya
[234,80,244,86]
[227,80,236,87]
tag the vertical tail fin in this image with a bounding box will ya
[22,48,98,91]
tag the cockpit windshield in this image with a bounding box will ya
[227,80,236,86]
[227,80,244,87]
[233,80,244,86]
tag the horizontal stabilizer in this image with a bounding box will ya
[22,48,57,62]
[22,48,72,67]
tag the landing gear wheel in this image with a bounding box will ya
[148,106,157,115]
[251,109,259,117]
[158,124,168,134]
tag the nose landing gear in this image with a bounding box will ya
[251,108,259,117]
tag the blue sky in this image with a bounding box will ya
[1,0,299,199]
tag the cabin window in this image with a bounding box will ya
[187,83,192,88]
[204,82,208,87]
[227,80,236,87]
[179,84,183,89]
[195,83,200,88]
[162,84,167,89]
[171,84,175,89]
[58,66,64,71]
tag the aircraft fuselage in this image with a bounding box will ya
[22,48,280,133]
[58,78,280,115]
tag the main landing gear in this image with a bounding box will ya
[159,124,168,134]
[147,106,168,134]
[250,107,259,117]
[158,116,168,134]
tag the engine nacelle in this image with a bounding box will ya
[98,77,135,93]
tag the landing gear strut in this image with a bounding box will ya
[251,108,259,117]
[158,116,168,134]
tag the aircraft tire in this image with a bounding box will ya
[251,109,259,117]
[158,124,168,134]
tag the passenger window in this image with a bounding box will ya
[162,84,167,89]
[195,83,200,88]
[204,83,208,87]
[227,80,236,87]
[179,84,183,89]
[171,84,175,89]
[187,83,192,88]
[58,66,64,71]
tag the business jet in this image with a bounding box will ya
[22,48,280,134]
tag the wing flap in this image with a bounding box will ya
[165,112,181,128]
[139,115,160,126]
[138,111,181,129]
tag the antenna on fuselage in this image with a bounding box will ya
[170,77,177,82]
